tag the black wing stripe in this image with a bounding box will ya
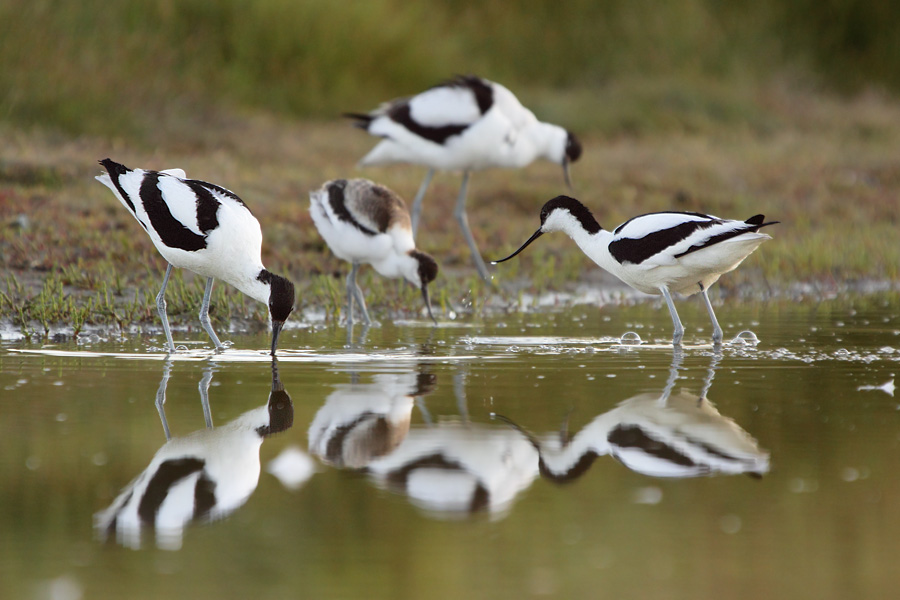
[608,424,697,468]
[388,103,469,145]
[184,181,221,234]
[137,457,205,525]
[140,172,207,252]
[609,219,721,265]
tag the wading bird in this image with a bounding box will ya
[345,75,582,282]
[96,159,295,355]
[309,178,438,325]
[493,196,777,346]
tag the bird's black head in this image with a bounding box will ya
[266,274,296,323]
[564,131,582,163]
[413,251,439,287]
[539,195,601,234]
[99,158,129,177]
[258,270,296,355]
[258,359,294,437]
[411,251,439,325]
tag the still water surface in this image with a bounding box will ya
[2,294,899,599]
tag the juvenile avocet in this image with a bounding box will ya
[345,75,582,282]
[96,159,295,355]
[309,178,439,325]
[95,360,293,550]
[493,195,778,345]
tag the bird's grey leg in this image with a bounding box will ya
[700,348,722,402]
[199,366,214,429]
[453,368,470,423]
[345,264,356,326]
[156,264,176,353]
[699,283,723,345]
[155,359,174,440]
[349,262,371,326]
[453,171,492,282]
[410,168,434,239]
[660,348,684,406]
[199,277,225,352]
[660,286,684,347]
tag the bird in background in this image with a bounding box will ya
[493,195,778,346]
[96,159,295,355]
[345,75,583,282]
[309,178,438,326]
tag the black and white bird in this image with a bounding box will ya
[95,360,294,550]
[96,158,295,355]
[493,196,778,345]
[346,75,583,282]
[309,178,439,325]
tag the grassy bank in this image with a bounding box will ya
[2,82,899,338]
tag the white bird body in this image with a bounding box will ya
[358,79,564,171]
[552,210,773,295]
[494,196,778,345]
[348,76,582,282]
[309,178,438,325]
[365,422,539,517]
[98,166,270,301]
[96,159,295,354]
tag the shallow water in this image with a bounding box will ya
[2,293,899,600]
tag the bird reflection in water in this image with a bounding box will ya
[95,359,293,550]
[308,368,540,519]
[496,351,769,481]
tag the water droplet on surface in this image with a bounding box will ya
[619,331,642,345]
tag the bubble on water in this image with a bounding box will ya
[841,467,859,482]
[732,331,759,346]
[632,486,663,505]
[619,331,642,345]
[720,514,742,534]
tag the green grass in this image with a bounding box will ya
[3,1,900,139]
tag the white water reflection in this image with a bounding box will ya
[495,352,769,481]
[95,360,294,550]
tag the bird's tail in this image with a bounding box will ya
[744,214,780,231]
[342,112,374,130]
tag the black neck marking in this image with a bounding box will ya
[541,196,601,234]
[138,457,205,525]
[327,179,378,236]
[609,216,723,265]
[140,172,208,252]
[539,450,600,484]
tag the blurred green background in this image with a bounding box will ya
[3,0,899,138]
